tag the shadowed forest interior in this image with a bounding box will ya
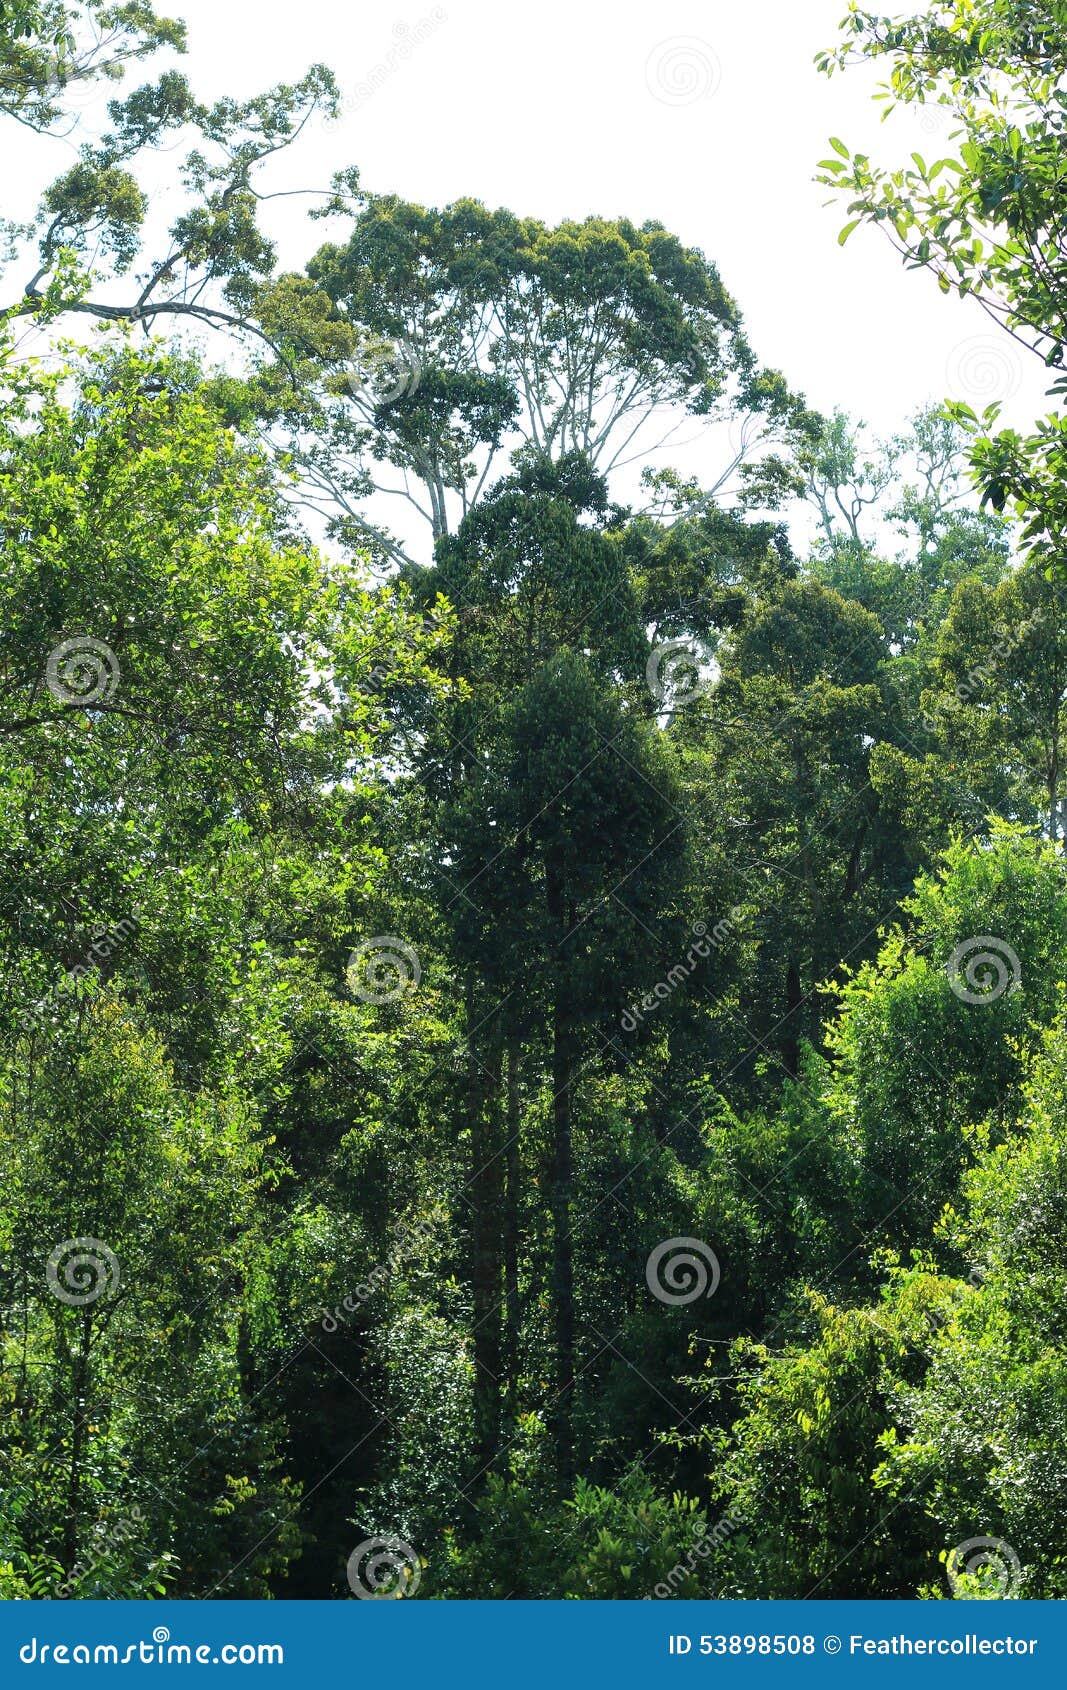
[2,0,1067,1602]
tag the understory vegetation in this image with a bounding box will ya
[2,0,1067,1601]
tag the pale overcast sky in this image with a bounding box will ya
[166,0,1048,428]
[4,0,1052,542]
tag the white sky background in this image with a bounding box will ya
[2,0,1055,553]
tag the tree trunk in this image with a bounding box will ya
[783,958,802,1080]
[503,1036,522,1416]
[468,998,503,1479]
[545,856,575,1486]
[62,1314,93,1574]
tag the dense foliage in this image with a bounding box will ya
[2,0,1067,1602]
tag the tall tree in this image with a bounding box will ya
[0,2,340,353]
[410,455,692,1483]
[0,340,444,1593]
[251,199,817,569]
[817,1,1067,575]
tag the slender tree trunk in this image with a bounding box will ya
[550,1009,575,1486]
[63,1315,93,1574]
[843,812,871,900]
[503,1036,522,1416]
[545,856,575,1486]
[783,959,802,1080]
[468,991,503,1478]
